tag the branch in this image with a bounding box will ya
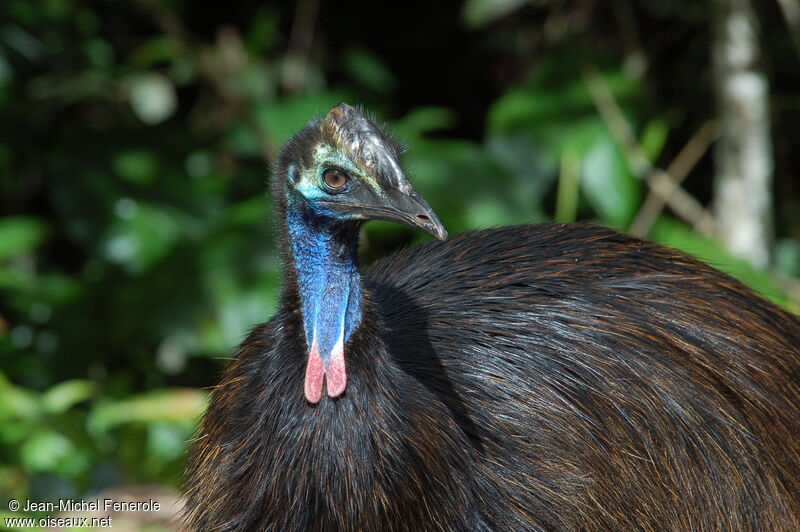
[629,121,717,237]
[583,67,715,237]
[582,65,716,237]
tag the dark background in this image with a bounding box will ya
[1,0,798,527]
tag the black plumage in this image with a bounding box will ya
[183,105,800,531]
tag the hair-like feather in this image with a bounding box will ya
[183,109,800,531]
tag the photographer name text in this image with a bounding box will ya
[20,498,160,513]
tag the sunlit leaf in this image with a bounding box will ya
[42,380,95,414]
[0,372,41,421]
[18,426,90,476]
[580,134,641,227]
[640,117,669,163]
[20,429,74,472]
[88,389,207,435]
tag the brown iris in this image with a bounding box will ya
[322,168,348,192]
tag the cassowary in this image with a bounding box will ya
[183,104,800,531]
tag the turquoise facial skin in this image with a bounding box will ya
[284,151,366,370]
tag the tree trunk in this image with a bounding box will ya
[711,0,773,269]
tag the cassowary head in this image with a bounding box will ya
[276,103,447,240]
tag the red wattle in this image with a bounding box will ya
[304,342,324,403]
[326,339,347,398]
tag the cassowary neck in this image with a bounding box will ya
[284,200,363,401]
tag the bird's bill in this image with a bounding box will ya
[317,186,447,241]
[356,188,448,241]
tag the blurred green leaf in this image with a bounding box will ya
[76,9,99,36]
[206,269,278,349]
[101,202,184,274]
[0,216,48,260]
[640,117,669,163]
[112,150,158,185]
[393,107,457,140]
[227,196,269,225]
[0,372,41,422]
[84,37,113,68]
[464,196,519,227]
[42,380,95,414]
[488,68,637,137]
[88,389,207,435]
[2,24,46,61]
[487,62,642,207]
[20,429,78,473]
[343,48,395,94]
[245,8,279,54]
[486,134,553,221]
[148,421,191,462]
[129,37,182,68]
[580,134,641,227]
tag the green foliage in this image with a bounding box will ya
[0,371,204,500]
[0,217,48,261]
[487,54,645,227]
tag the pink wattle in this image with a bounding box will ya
[326,338,347,398]
[304,341,324,403]
[304,337,348,403]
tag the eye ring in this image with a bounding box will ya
[321,168,349,193]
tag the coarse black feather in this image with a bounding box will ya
[184,222,800,531]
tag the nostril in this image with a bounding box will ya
[417,214,430,222]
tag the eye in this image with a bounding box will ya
[322,168,349,193]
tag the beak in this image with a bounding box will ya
[358,187,448,241]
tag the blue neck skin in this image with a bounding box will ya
[285,200,363,363]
